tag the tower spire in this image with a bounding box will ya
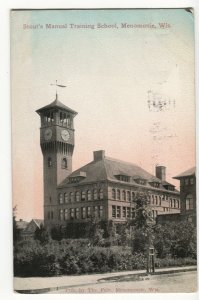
[50,80,67,100]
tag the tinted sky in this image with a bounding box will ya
[11,9,195,220]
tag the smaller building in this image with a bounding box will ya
[21,219,44,240]
[157,166,196,226]
[173,167,196,225]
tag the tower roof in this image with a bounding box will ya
[36,95,78,115]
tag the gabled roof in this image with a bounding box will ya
[22,219,44,234]
[36,97,78,115]
[32,219,44,227]
[59,153,178,193]
[173,167,196,179]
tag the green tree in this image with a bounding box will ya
[13,206,21,247]
[34,224,50,244]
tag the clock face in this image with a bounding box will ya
[61,129,70,141]
[44,128,52,141]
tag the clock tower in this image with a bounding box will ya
[36,94,77,225]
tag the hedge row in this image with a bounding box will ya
[14,239,197,277]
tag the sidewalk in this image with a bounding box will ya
[14,265,197,294]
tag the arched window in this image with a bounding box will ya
[99,189,103,200]
[87,190,92,201]
[58,193,63,204]
[173,199,176,208]
[64,209,68,220]
[159,196,162,205]
[176,200,179,209]
[75,191,80,202]
[112,189,116,200]
[122,190,126,201]
[64,192,68,203]
[127,191,131,202]
[186,194,194,210]
[117,189,121,200]
[59,209,64,220]
[48,157,52,167]
[81,191,86,201]
[94,189,98,200]
[69,192,74,203]
[62,158,67,169]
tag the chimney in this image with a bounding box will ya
[93,150,105,161]
[156,166,166,181]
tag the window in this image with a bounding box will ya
[112,189,116,200]
[87,206,91,218]
[176,200,180,209]
[64,209,68,220]
[81,207,86,219]
[59,209,64,220]
[69,192,74,203]
[62,158,67,169]
[99,206,103,218]
[159,196,161,205]
[152,195,154,204]
[155,195,158,205]
[59,193,63,204]
[75,208,80,219]
[48,157,52,167]
[127,207,130,218]
[127,191,131,202]
[190,177,194,185]
[131,208,136,218]
[117,189,121,200]
[186,194,194,210]
[63,113,67,125]
[170,198,173,207]
[185,178,189,185]
[66,116,71,127]
[64,193,68,203]
[122,207,126,218]
[75,191,80,202]
[122,190,126,201]
[87,190,92,201]
[60,112,63,123]
[93,206,98,218]
[112,206,116,218]
[70,208,75,219]
[81,191,86,201]
[173,199,176,208]
[117,206,121,218]
[93,189,98,200]
[132,192,135,201]
[99,189,103,200]
[49,196,52,203]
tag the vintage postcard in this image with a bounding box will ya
[11,8,197,293]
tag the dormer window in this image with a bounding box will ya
[115,174,130,182]
[134,178,146,185]
[150,181,160,188]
